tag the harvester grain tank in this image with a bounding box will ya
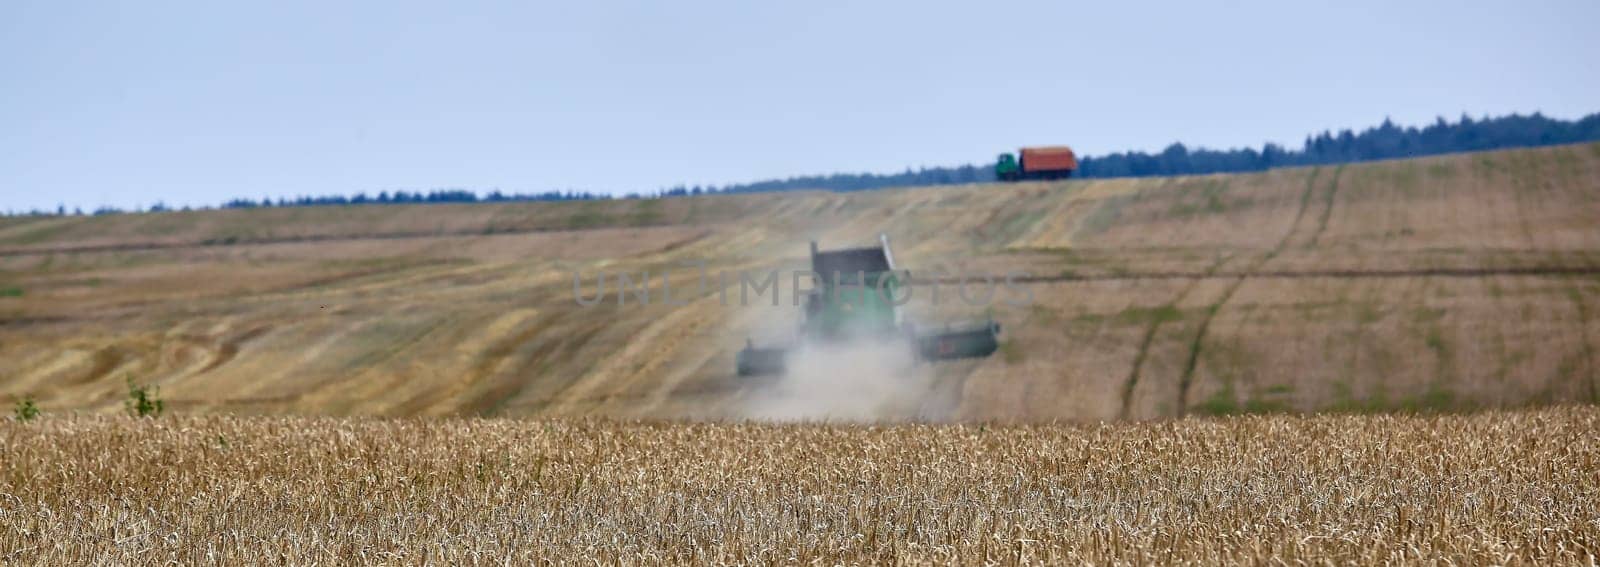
[735,235,1002,377]
[996,146,1077,181]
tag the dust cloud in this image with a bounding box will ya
[731,226,935,422]
[736,338,927,422]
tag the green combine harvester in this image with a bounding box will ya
[736,235,1002,377]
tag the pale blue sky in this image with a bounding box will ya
[2,0,1595,211]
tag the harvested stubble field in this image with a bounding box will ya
[3,408,1598,564]
[3,143,1599,421]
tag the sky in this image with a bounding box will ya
[1,0,1596,211]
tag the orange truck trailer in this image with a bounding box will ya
[995,146,1077,181]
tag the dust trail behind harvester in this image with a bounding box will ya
[736,338,927,422]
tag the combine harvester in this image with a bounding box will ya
[736,235,1002,377]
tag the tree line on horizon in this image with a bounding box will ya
[703,112,1600,194]
[10,111,1599,216]
[217,188,608,210]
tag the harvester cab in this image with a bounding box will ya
[735,234,1002,377]
[802,237,902,340]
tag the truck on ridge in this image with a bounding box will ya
[996,146,1077,181]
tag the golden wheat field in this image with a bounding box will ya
[3,408,1598,564]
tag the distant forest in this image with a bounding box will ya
[13,112,1599,216]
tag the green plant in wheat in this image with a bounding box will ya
[125,378,163,418]
[13,396,40,422]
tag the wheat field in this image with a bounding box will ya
[3,408,1597,564]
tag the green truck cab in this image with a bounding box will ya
[995,153,1021,181]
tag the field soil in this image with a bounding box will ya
[2,143,1599,420]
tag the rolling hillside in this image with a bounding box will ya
[2,143,1598,420]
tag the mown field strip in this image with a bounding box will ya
[918,264,1600,285]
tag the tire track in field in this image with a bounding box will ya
[919,264,1600,286]
[10,266,1599,332]
[1118,167,1324,419]
[1306,164,1346,248]
[1554,251,1599,403]
[1175,165,1339,416]
[1116,252,1236,419]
